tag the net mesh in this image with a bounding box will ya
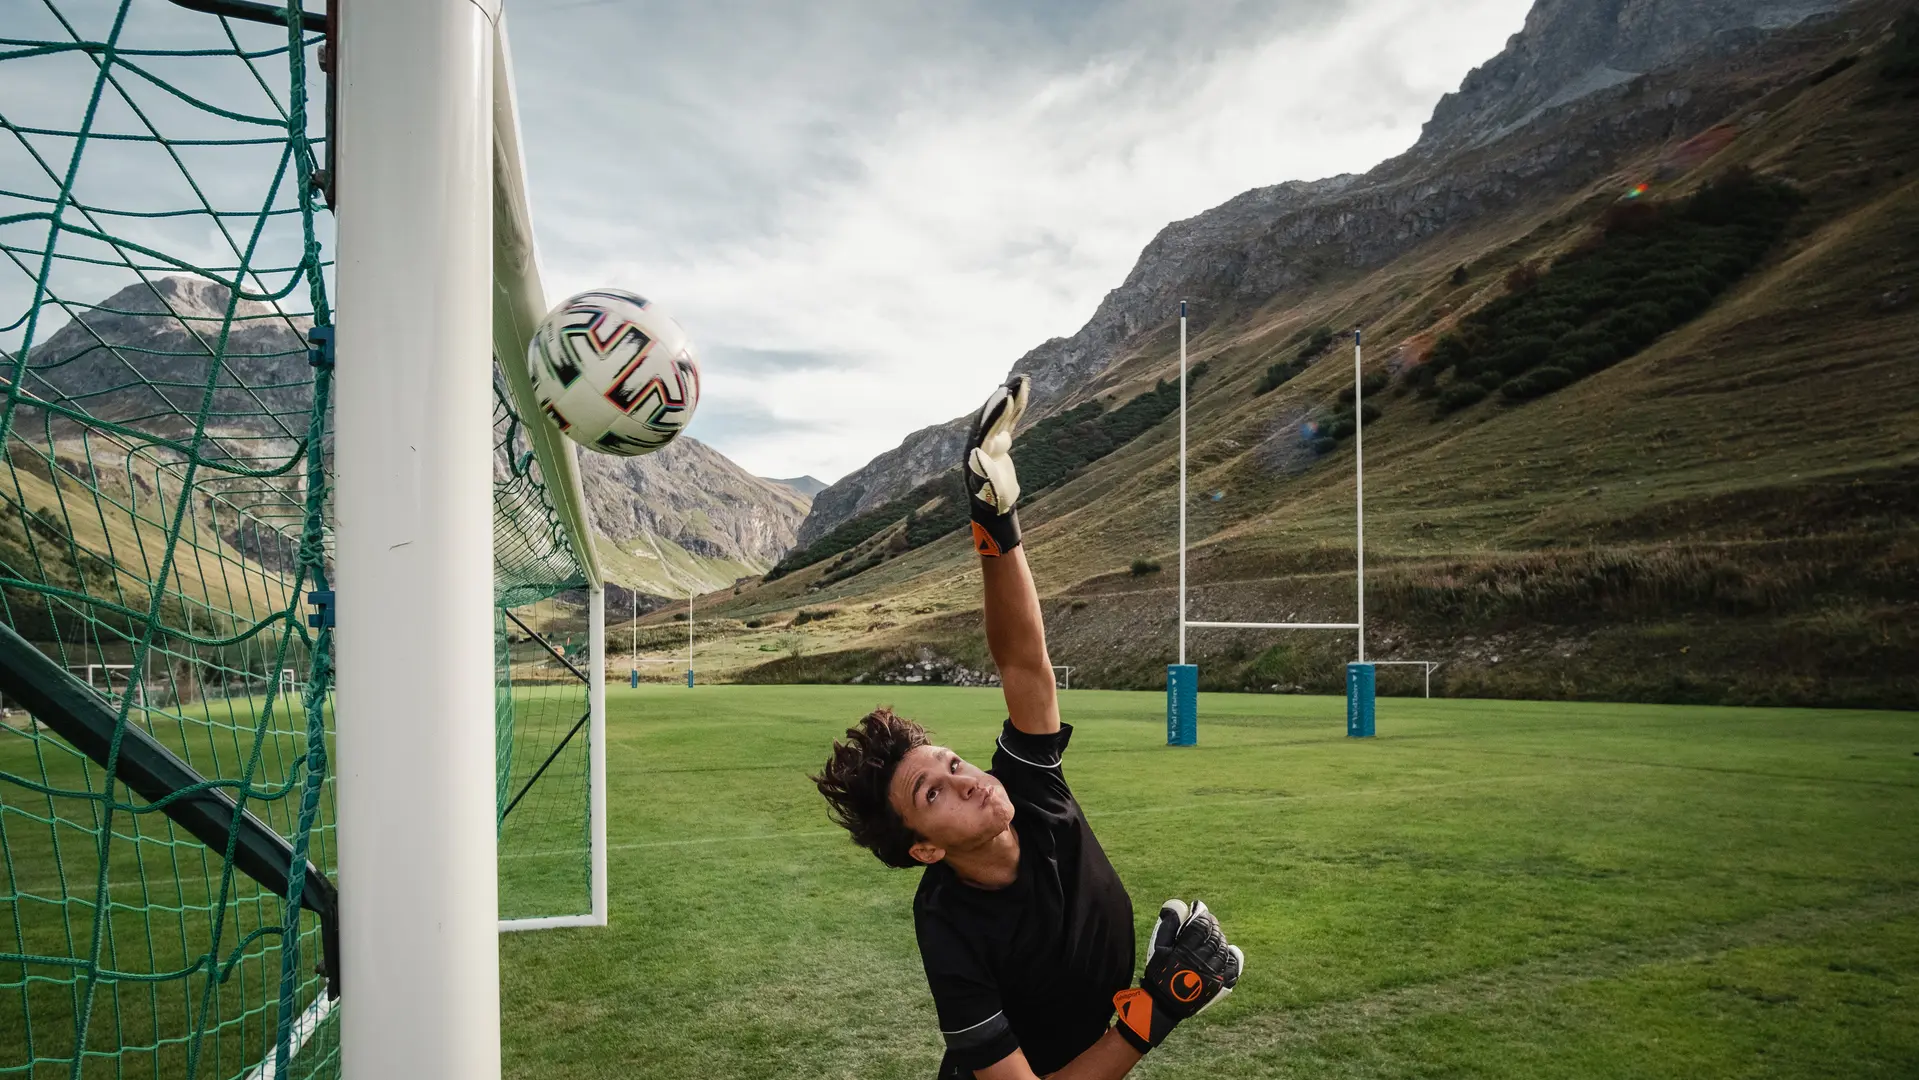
[491,381,592,924]
[0,1,597,1075]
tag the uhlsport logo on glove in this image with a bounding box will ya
[1170,969,1204,1003]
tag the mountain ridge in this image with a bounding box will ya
[793,0,1860,547]
[669,0,1918,709]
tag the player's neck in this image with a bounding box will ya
[947,825,1020,890]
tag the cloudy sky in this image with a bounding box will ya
[506,0,1533,482]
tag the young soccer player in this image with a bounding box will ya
[813,377,1244,1079]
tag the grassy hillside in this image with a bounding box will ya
[594,532,762,600]
[645,11,1919,708]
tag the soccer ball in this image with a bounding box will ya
[526,288,701,456]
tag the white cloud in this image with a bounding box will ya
[512,0,1531,481]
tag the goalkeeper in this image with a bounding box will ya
[814,377,1245,1079]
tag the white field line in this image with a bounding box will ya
[244,991,334,1080]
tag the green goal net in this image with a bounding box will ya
[0,1,602,1075]
[492,379,594,925]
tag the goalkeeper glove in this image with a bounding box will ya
[1112,899,1245,1053]
[963,375,1030,557]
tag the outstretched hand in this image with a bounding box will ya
[1112,899,1245,1053]
[965,375,1029,557]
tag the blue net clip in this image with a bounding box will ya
[307,326,334,369]
[307,590,335,629]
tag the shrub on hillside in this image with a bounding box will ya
[1130,558,1161,576]
[1504,260,1542,293]
[1879,12,1919,79]
[1420,170,1803,416]
[1436,382,1489,414]
[1295,326,1336,364]
[1255,359,1308,395]
[1500,365,1576,401]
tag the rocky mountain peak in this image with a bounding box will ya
[1413,0,1849,158]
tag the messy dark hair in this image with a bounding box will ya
[812,707,928,868]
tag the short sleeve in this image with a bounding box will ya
[916,911,1021,1071]
[991,719,1074,815]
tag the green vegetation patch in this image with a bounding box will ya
[1414,170,1805,414]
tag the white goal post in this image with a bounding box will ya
[335,3,606,1078]
[1178,303,1367,660]
[490,5,607,935]
[1052,665,1074,690]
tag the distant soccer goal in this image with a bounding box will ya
[2,3,606,1078]
[1053,665,1075,690]
[1371,660,1442,698]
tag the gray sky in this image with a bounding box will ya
[506,0,1535,481]
[5,0,1534,483]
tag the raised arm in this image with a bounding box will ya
[963,376,1058,736]
[983,547,1058,735]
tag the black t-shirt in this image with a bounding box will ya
[914,721,1135,1077]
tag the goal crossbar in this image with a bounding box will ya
[1177,313,1368,661]
[1186,621,1360,631]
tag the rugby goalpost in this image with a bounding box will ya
[1169,302,1435,741]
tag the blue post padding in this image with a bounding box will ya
[686,669,695,688]
[1346,663,1376,737]
[629,668,638,689]
[1166,664,1197,746]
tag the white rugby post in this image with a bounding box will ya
[1354,326,1366,663]
[1177,301,1187,666]
[1172,319,1373,740]
[335,0,502,1076]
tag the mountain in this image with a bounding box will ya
[17,275,314,450]
[763,475,827,499]
[578,440,809,597]
[668,0,1919,708]
[11,276,808,601]
[794,0,1859,546]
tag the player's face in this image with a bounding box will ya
[890,744,1014,859]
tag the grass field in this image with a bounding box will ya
[501,684,1919,1079]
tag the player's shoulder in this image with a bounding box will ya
[992,718,1073,771]
[992,719,1077,818]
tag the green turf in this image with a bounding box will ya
[500,685,1919,1079]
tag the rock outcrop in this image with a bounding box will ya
[579,438,808,568]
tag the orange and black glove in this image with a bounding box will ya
[963,375,1029,557]
[1112,899,1245,1053]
